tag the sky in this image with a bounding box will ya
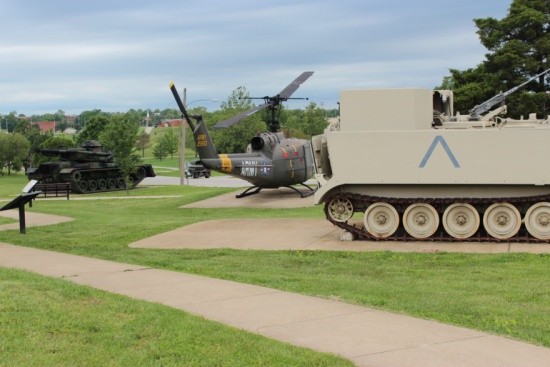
[0,0,511,115]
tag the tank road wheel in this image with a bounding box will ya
[116,178,126,189]
[87,180,98,192]
[327,197,354,223]
[134,167,146,181]
[363,202,399,238]
[71,171,81,182]
[524,202,550,240]
[107,178,117,190]
[483,203,521,240]
[98,179,107,191]
[77,180,88,193]
[403,203,439,239]
[442,203,480,239]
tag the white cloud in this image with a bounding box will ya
[0,0,510,115]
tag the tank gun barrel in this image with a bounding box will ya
[37,148,68,157]
[37,148,112,157]
[469,68,550,118]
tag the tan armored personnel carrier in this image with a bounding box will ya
[312,76,550,242]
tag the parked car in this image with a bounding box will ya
[185,160,211,179]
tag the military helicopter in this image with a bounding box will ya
[169,72,317,198]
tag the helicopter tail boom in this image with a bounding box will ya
[169,81,219,161]
[193,119,218,161]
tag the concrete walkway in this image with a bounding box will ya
[141,175,252,188]
[130,218,550,254]
[0,210,73,231]
[1,243,548,367]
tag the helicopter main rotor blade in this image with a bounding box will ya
[213,71,314,129]
[213,102,272,129]
[278,71,314,99]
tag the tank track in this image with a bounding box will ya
[323,192,550,243]
[68,167,146,194]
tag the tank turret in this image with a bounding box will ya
[37,145,113,164]
[27,141,155,193]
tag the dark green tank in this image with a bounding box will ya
[27,141,156,193]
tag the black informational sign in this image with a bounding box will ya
[0,192,41,234]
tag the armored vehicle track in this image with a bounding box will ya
[69,166,150,194]
[325,193,550,242]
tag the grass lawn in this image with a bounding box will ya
[0,217,16,225]
[0,267,352,367]
[0,173,549,350]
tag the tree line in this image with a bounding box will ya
[437,0,549,118]
[0,85,330,175]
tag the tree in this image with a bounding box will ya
[161,128,179,159]
[0,134,7,175]
[2,133,30,175]
[75,110,106,131]
[152,140,168,160]
[14,119,32,135]
[282,108,305,138]
[301,103,328,136]
[99,114,141,193]
[211,86,265,153]
[77,111,110,143]
[24,126,52,169]
[184,124,195,156]
[136,131,151,157]
[41,135,75,149]
[152,128,179,160]
[3,112,19,133]
[438,0,550,117]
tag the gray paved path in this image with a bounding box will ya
[141,175,252,188]
[130,218,550,254]
[1,243,548,367]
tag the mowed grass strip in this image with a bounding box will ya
[0,267,353,367]
[0,174,549,347]
[0,217,16,225]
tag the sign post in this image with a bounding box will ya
[0,192,41,234]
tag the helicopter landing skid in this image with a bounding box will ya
[287,182,318,198]
[235,186,262,198]
[235,183,317,199]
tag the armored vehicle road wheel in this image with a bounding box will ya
[442,203,480,239]
[107,178,116,190]
[116,178,125,189]
[72,171,81,182]
[403,203,439,239]
[98,179,107,191]
[327,197,354,222]
[77,180,88,193]
[524,202,550,240]
[135,167,146,181]
[88,180,98,192]
[363,202,399,238]
[483,203,521,240]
